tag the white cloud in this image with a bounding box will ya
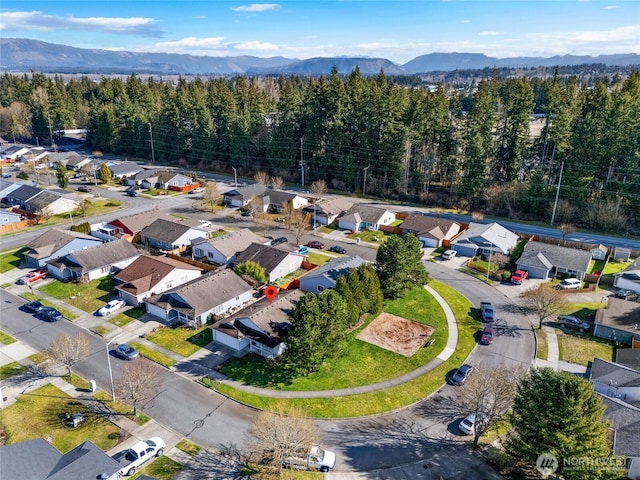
[478,31,508,36]
[231,41,279,51]
[153,37,225,51]
[529,25,639,44]
[232,4,281,13]
[461,20,472,23]
[0,10,162,37]
[604,5,621,9]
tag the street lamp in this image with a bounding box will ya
[484,241,494,281]
[106,333,123,402]
[231,166,238,188]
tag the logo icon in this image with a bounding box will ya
[536,452,559,475]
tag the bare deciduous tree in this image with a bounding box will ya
[558,223,576,241]
[553,199,576,225]
[270,176,285,190]
[458,363,524,446]
[203,181,220,212]
[288,208,311,245]
[471,211,485,222]
[520,284,567,329]
[114,358,163,417]
[77,198,92,217]
[245,405,322,475]
[47,333,91,377]
[254,171,271,186]
[309,180,327,196]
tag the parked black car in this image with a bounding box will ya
[328,246,346,254]
[557,315,592,332]
[23,300,44,313]
[270,237,288,246]
[614,289,634,299]
[41,306,63,322]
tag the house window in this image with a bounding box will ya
[101,265,110,273]
[208,252,214,259]
[165,281,173,289]
[317,285,324,292]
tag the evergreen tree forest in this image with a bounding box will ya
[1,69,639,231]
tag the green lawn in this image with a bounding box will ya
[130,456,182,480]
[110,306,146,327]
[603,259,634,276]
[0,383,121,453]
[22,292,78,320]
[348,229,392,243]
[208,280,478,417]
[130,342,177,367]
[146,326,212,358]
[38,276,115,313]
[221,286,447,391]
[176,439,201,456]
[0,362,27,380]
[0,330,17,345]
[0,247,26,273]
[307,252,332,265]
[556,330,615,366]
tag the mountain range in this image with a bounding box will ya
[2,38,639,76]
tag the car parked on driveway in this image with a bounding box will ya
[450,364,474,386]
[328,245,346,254]
[23,300,45,313]
[114,344,139,360]
[41,306,63,322]
[77,185,92,192]
[557,315,592,332]
[459,412,488,435]
[614,289,635,299]
[17,269,48,285]
[189,187,204,194]
[307,240,325,249]
[96,299,126,316]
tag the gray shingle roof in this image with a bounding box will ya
[24,190,65,210]
[518,241,591,273]
[108,161,143,176]
[400,215,459,239]
[0,438,121,479]
[600,396,640,457]
[26,228,100,259]
[225,183,269,199]
[616,348,640,371]
[303,255,366,282]
[147,269,252,317]
[589,358,640,388]
[108,209,168,235]
[234,243,295,274]
[594,298,640,333]
[51,238,139,273]
[6,184,42,201]
[342,204,391,224]
[140,218,193,244]
[199,228,268,258]
[260,190,304,206]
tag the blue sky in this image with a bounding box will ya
[1,1,638,63]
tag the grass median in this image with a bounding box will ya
[205,280,477,418]
[130,341,177,368]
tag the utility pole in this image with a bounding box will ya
[148,123,155,164]
[362,166,370,196]
[47,115,54,147]
[300,137,305,187]
[550,161,564,226]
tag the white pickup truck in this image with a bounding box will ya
[113,437,165,476]
[283,445,336,472]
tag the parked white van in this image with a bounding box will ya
[557,278,581,289]
[442,250,457,260]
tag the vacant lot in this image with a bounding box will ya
[357,312,434,357]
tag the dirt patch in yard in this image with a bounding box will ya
[356,312,435,357]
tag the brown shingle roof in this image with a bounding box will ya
[52,239,139,273]
[108,209,168,235]
[115,255,200,295]
[400,214,459,239]
[26,228,99,259]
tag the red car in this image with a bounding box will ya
[307,240,325,249]
[17,269,49,285]
[480,326,495,345]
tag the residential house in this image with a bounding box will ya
[234,243,304,283]
[23,190,78,215]
[593,298,640,345]
[299,255,366,294]
[0,438,121,480]
[0,144,31,162]
[212,289,303,359]
[0,209,22,226]
[338,204,396,232]
[255,189,309,213]
[114,255,202,306]
[3,184,42,208]
[23,228,103,267]
[223,183,269,208]
[140,171,196,190]
[191,228,269,266]
[400,214,462,248]
[124,168,160,187]
[588,355,640,479]
[100,209,168,239]
[302,196,354,226]
[614,258,640,295]
[139,218,206,250]
[450,222,519,257]
[145,269,253,327]
[0,179,22,202]
[516,241,592,280]
[108,161,143,180]
[64,153,92,171]
[46,238,140,281]
[591,244,608,260]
